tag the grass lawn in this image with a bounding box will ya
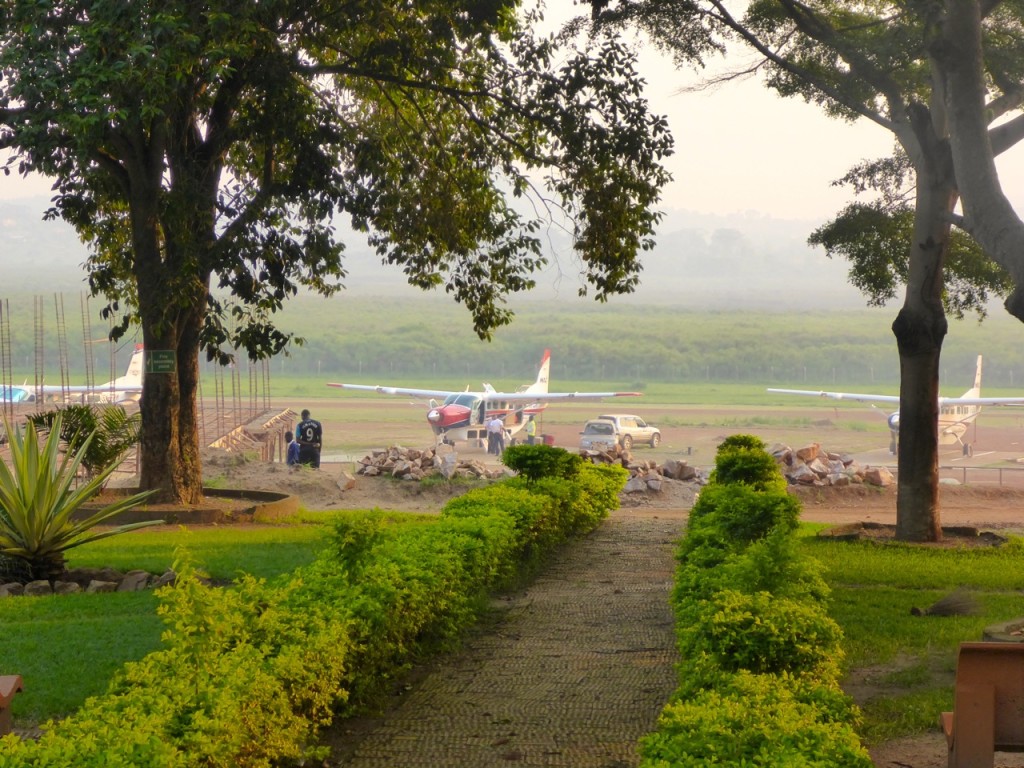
[801,528,1024,744]
[1,518,334,725]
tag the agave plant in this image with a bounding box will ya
[0,414,158,582]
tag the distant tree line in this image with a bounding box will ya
[5,293,1024,389]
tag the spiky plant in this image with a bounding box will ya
[0,414,158,581]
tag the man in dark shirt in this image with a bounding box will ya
[295,409,323,468]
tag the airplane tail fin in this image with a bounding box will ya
[961,355,983,399]
[522,349,551,395]
[110,344,144,388]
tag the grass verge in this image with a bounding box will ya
[801,528,1024,745]
[2,519,334,725]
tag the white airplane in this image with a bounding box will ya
[768,356,1024,456]
[0,344,145,405]
[327,349,641,445]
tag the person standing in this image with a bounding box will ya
[487,415,504,455]
[525,415,537,446]
[295,409,323,468]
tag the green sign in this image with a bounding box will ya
[146,350,176,374]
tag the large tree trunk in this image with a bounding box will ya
[891,154,955,542]
[138,319,205,505]
[130,183,208,505]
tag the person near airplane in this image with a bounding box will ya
[487,415,505,455]
[525,415,538,445]
[295,409,323,468]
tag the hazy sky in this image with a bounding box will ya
[2,18,1023,224]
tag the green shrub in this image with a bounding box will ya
[639,671,871,767]
[501,444,582,482]
[677,589,844,682]
[684,483,801,547]
[716,434,766,452]
[705,434,786,492]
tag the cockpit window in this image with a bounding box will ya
[443,393,478,408]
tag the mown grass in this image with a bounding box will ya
[3,519,337,724]
[799,528,1024,744]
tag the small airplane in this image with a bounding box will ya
[0,344,145,405]
[327,349,642,446]
[767,355,1024,456]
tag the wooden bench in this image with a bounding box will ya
[942,642,1024,767]
[0,675,22,737]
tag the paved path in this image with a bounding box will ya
[327,509,686,768]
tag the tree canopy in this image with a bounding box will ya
[592,0,1024,540]
[0,0,673,502]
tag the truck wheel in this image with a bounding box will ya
[620,435,633,451]
[650,433,661,448]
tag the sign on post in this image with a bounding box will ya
[146,350,176,374]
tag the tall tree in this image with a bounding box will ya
[592,0,1024,541]
[0,1,672,503]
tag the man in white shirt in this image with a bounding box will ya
[487,415,504,455]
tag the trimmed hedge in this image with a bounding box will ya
[0,449,625,767]
[639,435,872,767]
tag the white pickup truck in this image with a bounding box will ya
[579,414,661,451]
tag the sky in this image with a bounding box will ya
[2,17,1023,226]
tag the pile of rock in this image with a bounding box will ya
[0,566,177,598]
[769,442,894,487]
[580,446,702,493]
[355,446,507,481]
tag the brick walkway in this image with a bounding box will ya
[327,509,686,768]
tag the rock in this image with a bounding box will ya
[117,570,152,592]
[86,580,118,594]
[661,459,697,481]
[24,580,53,596]
[795,443,822,462]
[0,583,24,597]
[337,471,357,491]
[864,466,895,487]
[63,566,125,588]
[151,570,177,589]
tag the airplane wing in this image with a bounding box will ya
[938,396,1024,406]
[480,391,642,404]
[327,383,458,399]
[769,389,1024,407]
[767,388,901,404]
[328,383,641,402]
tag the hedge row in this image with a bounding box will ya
[639,435,873,767]
[0,450,627,767]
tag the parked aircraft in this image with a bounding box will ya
[327,349,641,445]
[767,356,1024,456]
[0,344,144,405]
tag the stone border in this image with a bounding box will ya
[74,487,300,525]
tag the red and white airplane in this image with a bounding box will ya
[327,349,641,445]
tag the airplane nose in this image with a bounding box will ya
[427,409,441,424]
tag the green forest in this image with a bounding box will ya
[4,290,1024,390]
